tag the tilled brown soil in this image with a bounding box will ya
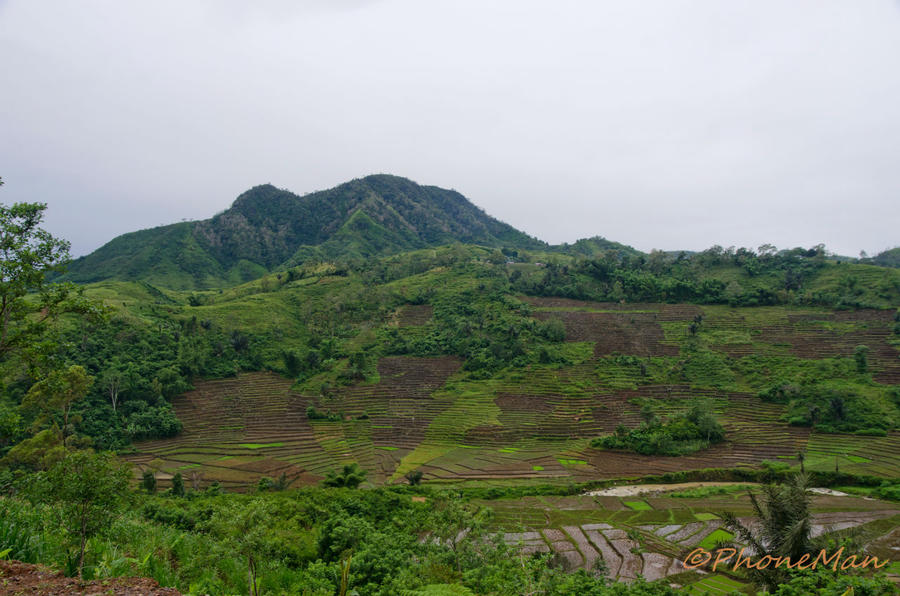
[0,560,181,595]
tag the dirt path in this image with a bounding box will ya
[0,560,180,595]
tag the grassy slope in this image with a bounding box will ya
[75,249,900,490]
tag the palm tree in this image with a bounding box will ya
[721,474,815,591]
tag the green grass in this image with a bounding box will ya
[670,485,752,499]
[556,458,587,467]
[623,500,652,511]
[237,442,284,449]
[686,573,747,594]
[695,512,719,521]
[699,529,735,550]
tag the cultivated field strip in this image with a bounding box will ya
[130,298,900,488]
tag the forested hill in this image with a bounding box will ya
[61,175,549,290]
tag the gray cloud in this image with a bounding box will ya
[1,0,898,258]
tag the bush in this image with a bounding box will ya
[142,469,157,493]
[322,464,367,488]
[592,405,725,456]
[306,406,341,422]
[538,318,566,342]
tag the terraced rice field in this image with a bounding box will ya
[488,490,899,589]
[131,299,900,489]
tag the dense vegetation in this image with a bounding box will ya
[759,382,898,435]
[592,405,726,456]
[2,471,895,595]
[509,244,900,309]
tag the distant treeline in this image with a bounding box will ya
[508,245,897,309]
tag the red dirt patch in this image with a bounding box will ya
[0,559,181,595]
[533,311,679,357]
[397,304,433,327]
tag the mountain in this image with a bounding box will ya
[62,175,547,289]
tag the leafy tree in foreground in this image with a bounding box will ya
[29,450,131,578]
[0,200,99,367]
[721,474,816,592]
[207,499,275,596]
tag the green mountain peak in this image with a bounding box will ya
[62,175,548,289]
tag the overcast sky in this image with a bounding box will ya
[2,1,899,258]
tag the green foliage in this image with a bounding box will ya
[171,472,185,497]
[721,474,816,592]
[141,469,157,493]
[306,405,342,422]
[0,201,97,366]
[322,463,367,489]
[27,450,131,577]
[854,344,869,373]
[20,365,92,440]
[773,567,896,595]
[872,480,900,501]
[537,318,566,342]
[0,497,53,563]
[2,428,67,471]
[50,313,270,448]
[593,405,725,456]
[511,246,900,309]
[668,484,751,498]
[759,383,897,434]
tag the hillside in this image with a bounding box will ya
[870,247,900,268]
[46,244,900,490]
[7,237,900,595]
[62,175,548,289]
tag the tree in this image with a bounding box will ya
[722,474,816,591]
[141,469,157,493]
[0,200,98,365]
[30,450,131,578]
[322,463,367,488]
[2,427,67,470]
[854,345,869,373]
[404,470,423,486]
[98,361,135,414]
[20,364,92,441]
[639,404,657,425]
[171,471,185,496]
[538,318,566,342]
[208,499,275,596]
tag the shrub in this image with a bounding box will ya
[142,470,157,493]
[592,405,725,456]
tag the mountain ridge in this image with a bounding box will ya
[64,174,585,289]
